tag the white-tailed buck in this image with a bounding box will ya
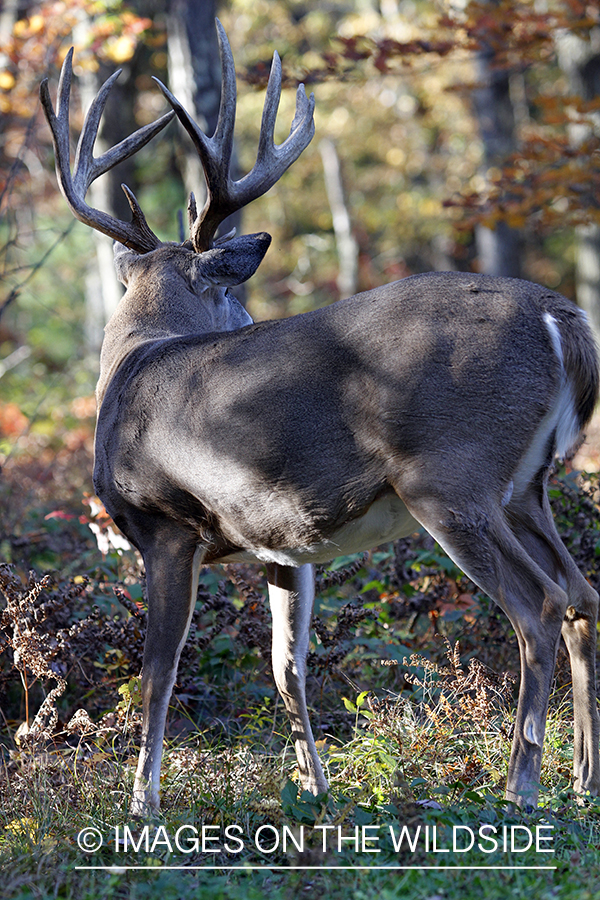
[41,22,599,815]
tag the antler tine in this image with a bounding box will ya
[121,184,169,251]
[188,192,198,237]
[40,49,175,254]
[251,53,316,188]
[152,78,217,186]
[212,18,237,175]
[155,19,315,252]
[256,50,283,165]
[72,67,122,193]
[83,111,177,188]
[40,48,75,204]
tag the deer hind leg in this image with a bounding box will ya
[400,489,569,807]
[507,484,600,798]
[266,563,328,795]
[128,519,203,816]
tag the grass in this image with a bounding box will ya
[2,645,600,899]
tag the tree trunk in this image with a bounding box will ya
[472,13,522,278]
[556,27,600,343]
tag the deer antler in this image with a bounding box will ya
[40,48,175,253]
[154,19,315,252]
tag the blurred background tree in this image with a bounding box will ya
[1,0,599,518]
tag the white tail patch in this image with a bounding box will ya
[551,379,580,459]
[543,313,563,366]
[543,313,581,458]
[512,315,580,496]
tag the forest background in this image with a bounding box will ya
[1,1,600,898]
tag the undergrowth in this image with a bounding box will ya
[0,468,599,897]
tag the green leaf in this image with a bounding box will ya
[280,779,298,807]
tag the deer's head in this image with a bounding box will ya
[40,20,315,296]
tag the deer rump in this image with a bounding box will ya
[94,270,592,569]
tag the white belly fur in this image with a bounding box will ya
[218,492,419,567]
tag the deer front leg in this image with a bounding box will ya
[131,524,204,817]
[266,563,328,795]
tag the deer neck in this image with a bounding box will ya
[96,278,253,407]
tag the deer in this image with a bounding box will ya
[40,21,600,816]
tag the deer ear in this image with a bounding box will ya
[193,232,271,286]
[113,242,140,285]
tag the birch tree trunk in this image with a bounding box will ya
[319,139,358,299]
